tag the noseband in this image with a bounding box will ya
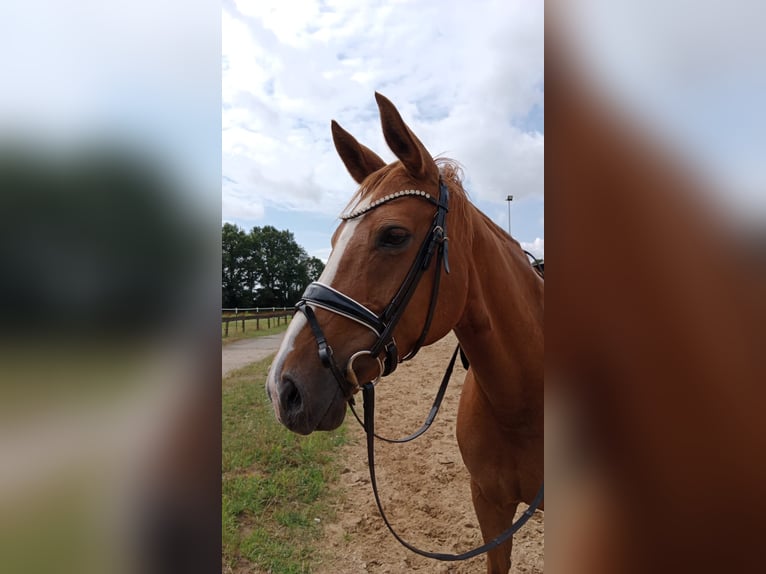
[295,178,451,396]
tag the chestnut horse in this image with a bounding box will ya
[265,93,543,573]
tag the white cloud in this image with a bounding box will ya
[222,0,544,223]
[222,183,265,223]
[521,237,544,259]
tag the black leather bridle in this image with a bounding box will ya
[295,178,451,397]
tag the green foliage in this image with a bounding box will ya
[222,357,346,573]
[222,224,325,308]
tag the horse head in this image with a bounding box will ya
[266,93,471,435]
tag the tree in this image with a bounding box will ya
[305,256,325,282]
[249,226,298,306]
[222,223,253,307]
[221,224,325,308]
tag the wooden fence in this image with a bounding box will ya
[221,308,293,337]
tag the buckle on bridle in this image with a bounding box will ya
[317,340,334,369]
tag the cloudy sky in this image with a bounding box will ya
[222,0,544,262]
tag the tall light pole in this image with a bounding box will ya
[506,195,514,236]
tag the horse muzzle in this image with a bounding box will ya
[273,368,348,435]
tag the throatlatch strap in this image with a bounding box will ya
[400,234,445,362]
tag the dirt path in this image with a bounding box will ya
[221,334,286,378]
[314,332,544,573]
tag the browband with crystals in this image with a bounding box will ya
[340,189,438,220]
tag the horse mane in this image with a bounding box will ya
[437,159,521,250]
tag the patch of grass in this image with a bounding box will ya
[222,357,347,573]
[222,316,292,345]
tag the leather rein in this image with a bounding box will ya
[294,177,543,561]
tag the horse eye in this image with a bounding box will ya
[378,227,411,249]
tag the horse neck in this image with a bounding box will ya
[453,208,544,419]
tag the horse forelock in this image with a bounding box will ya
[435,158,466,193]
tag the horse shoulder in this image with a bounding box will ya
[456,369,525,503]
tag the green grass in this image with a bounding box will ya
[222,357,347,573]
[222,316,292,344]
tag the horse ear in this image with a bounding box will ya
[375,92,438,182]
[331,120,386,184]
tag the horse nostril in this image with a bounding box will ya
[280,376,303,414]
[286,385,301,411]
